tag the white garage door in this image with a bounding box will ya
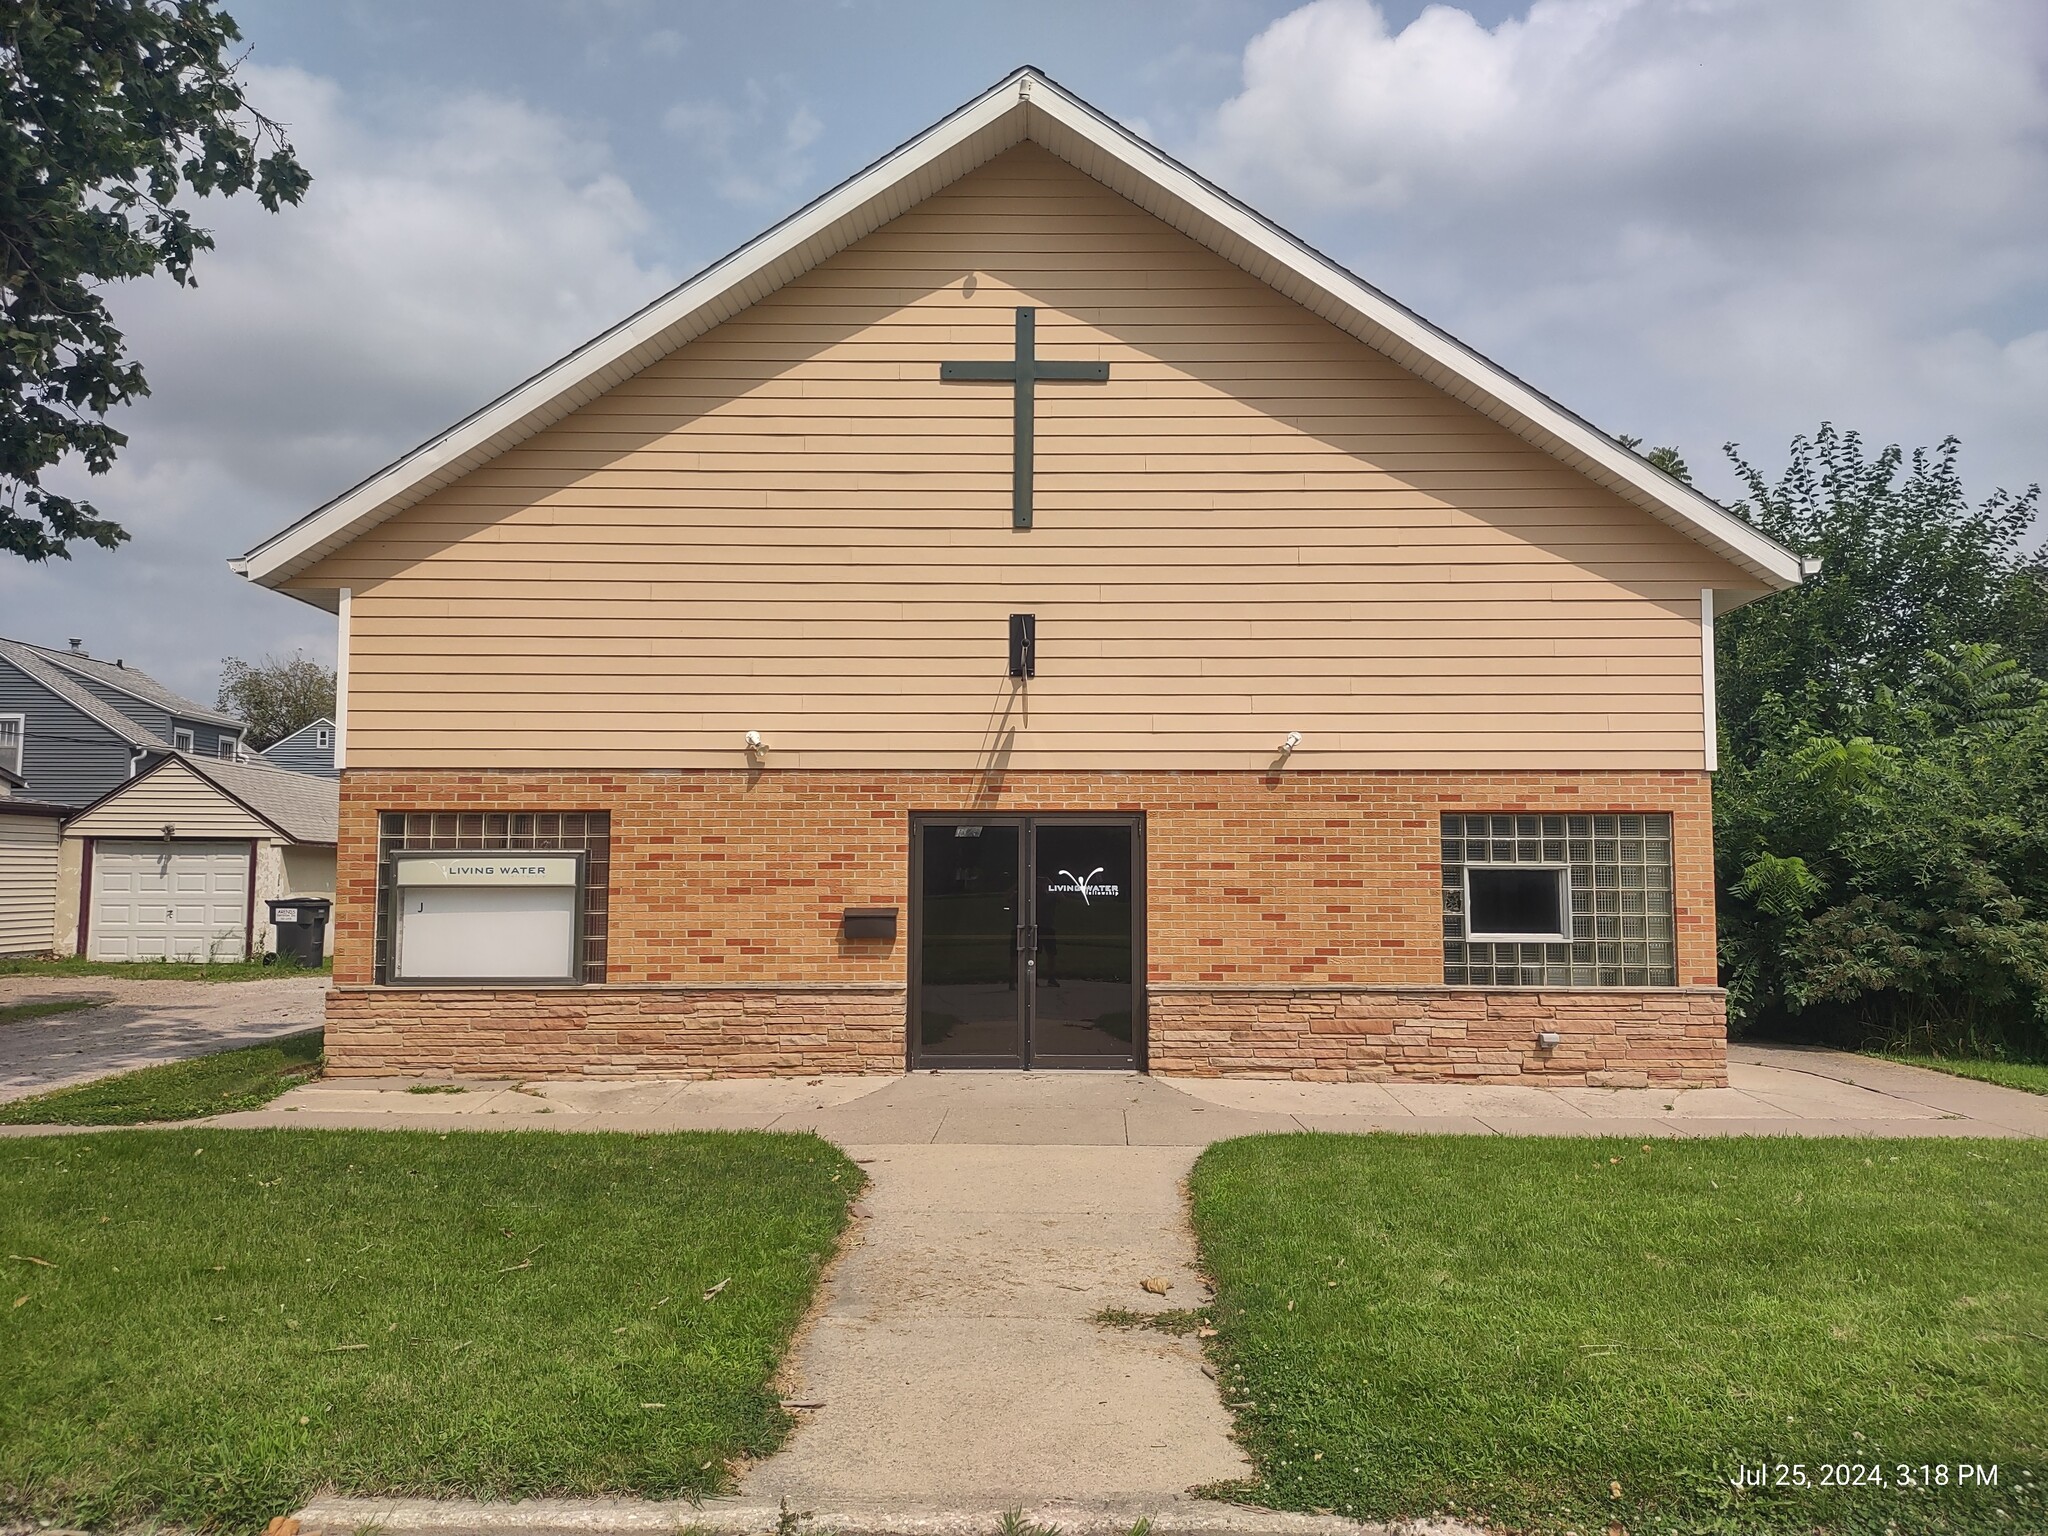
[89,841,251,962]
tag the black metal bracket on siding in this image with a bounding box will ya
[1008,613,1037,678]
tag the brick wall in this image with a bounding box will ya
[327,768,1724,1082]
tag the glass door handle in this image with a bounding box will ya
[1015,924,1037,955]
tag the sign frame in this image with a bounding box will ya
[388,849,588,987]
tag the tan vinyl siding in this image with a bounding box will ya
[0,814,61,955]
[294,144,1752,771]
[67,760,275,840]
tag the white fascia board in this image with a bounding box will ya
[235,66,1803,593]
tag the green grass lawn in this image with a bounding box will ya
[1881,1053,2048,1096]
[0,956,331,980]
[0,1030,325,1125]
[0,998,98,1026]
[1190,1134,2046,1535]
[1,1128,860,1532]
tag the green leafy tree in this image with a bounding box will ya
[2,1,310,561]
[1708,429,2048,1057]
[217,651,333,748]
[1714,425,2045,760]
[1715,646,2048,1056]
[1615,434,1693,486]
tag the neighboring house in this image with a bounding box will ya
[0,636,249,806]
[259,717,339,778]
[58,753,337,962]
[0,765,71,957]
[233,70,1802,1085]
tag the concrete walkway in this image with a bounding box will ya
[219,1042,2048,1139]
[746,1143,1246,1507]
[0,973,328,1103]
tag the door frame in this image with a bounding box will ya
[905,811,1147,1072]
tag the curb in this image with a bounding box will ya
[294,1497,1487,1536]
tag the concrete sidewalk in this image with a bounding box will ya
[293,1496,1465,1536]
[216,1042,2048,1140]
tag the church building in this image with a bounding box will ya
[234,69,1803,1085]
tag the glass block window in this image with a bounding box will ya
[1442,813,1676,987]
[375,811,610,984]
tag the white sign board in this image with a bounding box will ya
[395,856,580,887]
[392,853,583,982]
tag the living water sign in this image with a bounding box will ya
[1045,867,1121,904]
[395,855,581,887]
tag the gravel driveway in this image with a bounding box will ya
[0,974,329,1103]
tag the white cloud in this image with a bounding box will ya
[1199,0,2048,506]
[663,77,824,206]
[2,65,672,699]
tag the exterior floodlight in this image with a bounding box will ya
[1280,731,1302,756]
[744,730,766,754]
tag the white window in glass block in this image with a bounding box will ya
[1443,813,1676,987]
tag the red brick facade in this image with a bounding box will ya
[326,768,1726,1084]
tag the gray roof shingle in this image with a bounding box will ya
[182,753,338,844]
[25,641,244,729]
[0,638,171,750]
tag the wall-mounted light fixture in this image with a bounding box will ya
[744,730,768,758]
[1009,613,1037,679]
[1536,1030,1561,1051]
[1278,731,1302,757]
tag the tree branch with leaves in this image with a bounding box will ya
[218,650,333,748]
[1,0,309,561]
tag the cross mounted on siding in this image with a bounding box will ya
[941,307,1109,529]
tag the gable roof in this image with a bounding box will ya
[38,646,244,729]
[0,636,242,740]
[183,753,337,843]
[0,638,170,751]
[234,66,1805,598]
[259,717,335,755]
[67,751,337,845]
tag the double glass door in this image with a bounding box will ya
[911,815,1142,1069]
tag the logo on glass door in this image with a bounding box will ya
[1046,867,1120,903]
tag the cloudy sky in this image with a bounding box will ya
[7,0,2045,701]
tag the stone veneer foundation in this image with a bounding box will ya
[323,983,1727,1087]
[326,767,1728,1087]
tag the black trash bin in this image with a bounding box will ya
[266,897,332,967]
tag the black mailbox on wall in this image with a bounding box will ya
[842,906,899,941]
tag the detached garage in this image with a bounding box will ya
[0,780,69,957]
[60,754,338,963]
